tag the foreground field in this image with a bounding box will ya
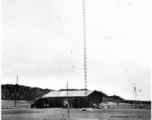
[2,108,151,120]
[1,101,151,120]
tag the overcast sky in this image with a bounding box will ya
[1,0,151,100]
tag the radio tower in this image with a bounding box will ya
[83,0,87,94]
[131,87,140,108]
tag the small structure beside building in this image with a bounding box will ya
[32,90,103,108]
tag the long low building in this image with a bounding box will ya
[34,90,103,108]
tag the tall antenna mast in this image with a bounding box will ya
[131,86,140,108]
[83,0,87,94]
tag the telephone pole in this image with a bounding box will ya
[15,75,18,106]
[67,82,69,118]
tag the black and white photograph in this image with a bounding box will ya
[1,0,151,120]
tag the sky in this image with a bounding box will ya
[1,0,151,100]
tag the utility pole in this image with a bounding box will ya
[15,75,18,106]
[67,82,69,118]
[17,75,18,85]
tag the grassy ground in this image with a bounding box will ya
[1,101,151,120]
[1,100,32,109]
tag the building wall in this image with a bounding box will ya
[37,91,103,108]
[88,91,103,107]
[47,97,87,108]
[75,97,87,108]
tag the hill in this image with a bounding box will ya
[2,84,124,102]
[1,84,53,101]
